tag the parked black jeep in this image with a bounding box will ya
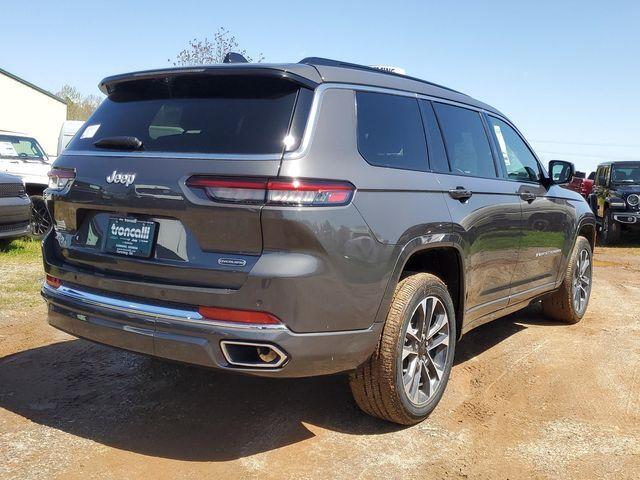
[588,161,640,244]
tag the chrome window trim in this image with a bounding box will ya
[43,283,286,330]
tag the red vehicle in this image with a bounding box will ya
[563,170,595,198]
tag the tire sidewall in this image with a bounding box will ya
[394,279,457,419]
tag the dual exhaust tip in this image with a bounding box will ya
[220,340,288,369]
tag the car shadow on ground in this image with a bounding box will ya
[0,303,558,462]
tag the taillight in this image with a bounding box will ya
[185,177,267,204]
[266,179,354,206]
[186,177,355,207]
[198,306,281,325]
[45,274,61,289]
[48,168,75,190]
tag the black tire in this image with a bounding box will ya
[600,209,620,245]
[29,195,52,239]
[542,236,592,324]
[349,273,456,425]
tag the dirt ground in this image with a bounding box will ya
[0,241,639,480]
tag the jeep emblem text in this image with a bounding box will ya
[106,170,136,186]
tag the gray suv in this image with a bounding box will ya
[41,57,595,424]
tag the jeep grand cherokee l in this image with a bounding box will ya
[41,57,595,425]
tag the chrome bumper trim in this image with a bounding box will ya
[42,283,286,330]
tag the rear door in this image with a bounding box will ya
[51,72,313,290]
[424,101,522,324]
[485,114,573,299]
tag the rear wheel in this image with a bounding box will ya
[542,236,592,324]
[600,209,620,245]
[30,196,52,239]
[349,273,456,425]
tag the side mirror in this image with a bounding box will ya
[548,160,575,184]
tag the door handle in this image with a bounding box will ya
[520,191,537,203]
[449,187,473,201]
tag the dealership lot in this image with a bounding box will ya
[0,240,638,480]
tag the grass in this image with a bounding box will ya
[0,238,44,311]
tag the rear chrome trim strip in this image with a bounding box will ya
[42,283,285,330]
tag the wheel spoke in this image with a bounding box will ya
[427,352,444,381]
[402,343,418,361]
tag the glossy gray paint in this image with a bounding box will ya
[42,63,595,377]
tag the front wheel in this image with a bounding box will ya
[600,209,620,245]
[29,195,52,239]
[542,236,593,324]
[349,273,456,425]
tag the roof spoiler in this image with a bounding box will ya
[98,65,318,95]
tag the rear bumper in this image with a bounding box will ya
[41,282,382,378]
[0,196,31,239]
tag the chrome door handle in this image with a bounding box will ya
[520,191,536,203]
[449,187,473,201]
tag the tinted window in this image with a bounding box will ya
[419,101,449,172]
[69,75,304,154]
[433,103,496,178]
[356,92,428,171]
[487,116,541,182]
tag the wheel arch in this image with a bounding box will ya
[375,237,466,339]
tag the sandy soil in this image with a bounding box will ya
[0,246,639,479]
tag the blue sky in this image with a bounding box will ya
[3,0,638,172]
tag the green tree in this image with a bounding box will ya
[56,85,102,121]
[169,27,264,66]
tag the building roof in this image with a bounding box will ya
[98,58,502,115]
[0,68,66,104]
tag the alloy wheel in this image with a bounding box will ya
[572,248,591,314]
[31,199,52,237]
[400,296,450,406]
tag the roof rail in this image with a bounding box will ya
[299,57,465,96]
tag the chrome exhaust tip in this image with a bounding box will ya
[220,340,288,368]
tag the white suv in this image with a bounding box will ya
[0,130,52,236]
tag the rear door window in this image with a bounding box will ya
[356,92,428,171]
[433,103,497,178]
[69,75,307,155]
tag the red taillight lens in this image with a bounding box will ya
[186,176,355,207]
[186,177,267,204]
[45,275,61,289]
[48,168,76,190]
[198,306,281,325]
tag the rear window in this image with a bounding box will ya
[356,92,428,171]
[68,75,307,155]
[433,103,497,178]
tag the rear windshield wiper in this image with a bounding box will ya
[94,136,144,150]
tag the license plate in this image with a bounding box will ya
[105,217,157,258]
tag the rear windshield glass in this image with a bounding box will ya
[68,75,304,155]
